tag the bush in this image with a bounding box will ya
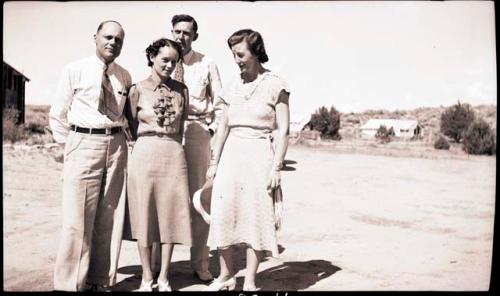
[25,105,50,134]
[462,119,496,155]
[440,101,475,142]
[434,135,450,150]
[2,108,26,142]
[310,106,342,140]
[375,125,395,143]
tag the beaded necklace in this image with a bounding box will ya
[241,71,269,101]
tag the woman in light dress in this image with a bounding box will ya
[205,29,290,291]
[126,38,192,292]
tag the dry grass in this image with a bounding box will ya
[3,105,54,145]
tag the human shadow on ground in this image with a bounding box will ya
[113,245,338,291]
[282,159,297,171]
[113,244,285,291]
[257,259,341,291]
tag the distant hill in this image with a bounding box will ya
[23,104,497,143]
[338,104,497,140]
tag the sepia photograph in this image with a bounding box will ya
[2,0,496,292]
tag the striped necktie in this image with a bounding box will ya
[98,65,120,121]
[173,59,184,83]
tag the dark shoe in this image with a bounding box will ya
[88,284,112,292]
[194,270,214,282]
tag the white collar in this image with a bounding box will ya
[92,55,115,72]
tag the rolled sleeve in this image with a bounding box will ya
[49,65,74,144]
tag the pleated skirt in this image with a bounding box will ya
[207,128,279,257]
[126,135,192,247]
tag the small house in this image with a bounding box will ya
[360,119,422,140]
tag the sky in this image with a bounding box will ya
[3,1,497,118]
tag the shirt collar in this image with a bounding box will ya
[146,75,172,91]
[92,55,115,73]
[182,49,195,64]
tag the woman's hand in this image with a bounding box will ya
[267,170,281,194]
[206,163,218,180]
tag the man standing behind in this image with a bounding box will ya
[163,14,223,283]
[49,20,132,291]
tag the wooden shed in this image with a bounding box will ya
[360,119,422,140]
[3,61,30,124]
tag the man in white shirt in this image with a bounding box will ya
[49,20,132,291]
[151,14,223,283]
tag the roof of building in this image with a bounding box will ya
[290,113,312,132]
[3,61,30,82]
[360,119,420,130]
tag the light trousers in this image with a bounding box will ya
[151,120,212,273]
[53,131,127,291]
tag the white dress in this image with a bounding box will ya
[207,71,290,257]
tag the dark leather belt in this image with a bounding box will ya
[71,125,122,135]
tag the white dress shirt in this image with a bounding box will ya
[181,50,223,131]
[49,55,132,143]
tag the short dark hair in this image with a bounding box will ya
[171,14,198,34]
[227,29,269,63]
[145,38,183,67]
[96,20,123,33]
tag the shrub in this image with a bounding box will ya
[462,119,496,155]
[25,105,50,134]
[375,125,395,143]
[440,101,475,142]
[2,108,26,142]
[434,135,450,150]
[310,106,342,140]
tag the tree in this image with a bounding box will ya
[462,119,496,155]
[310,106,342,140]
[375,125,395,144]
[440,101,475,142]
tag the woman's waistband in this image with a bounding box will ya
[229,126,274,140]
[137,131,181,142]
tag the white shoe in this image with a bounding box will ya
[204,277,236,291]
[135,279,153,292]
[243,284,260,291]
[195,270,214,282]
[157,279,172,292]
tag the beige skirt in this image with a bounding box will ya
[207,127,279,257]
[126,135,192,247]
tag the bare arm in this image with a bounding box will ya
[206,105,230,180]
[124,85,139,141]
[267,90,290,192]
[179,86,190,138]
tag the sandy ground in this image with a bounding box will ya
[2,143,495,291]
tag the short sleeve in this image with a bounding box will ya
[271,75,290,105]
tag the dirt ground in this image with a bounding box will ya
[2,143,495,291]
